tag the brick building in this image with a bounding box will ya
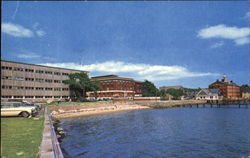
[1,60,88,102]
[209,76,241,99]
[87,75,142,100]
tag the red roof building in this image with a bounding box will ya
[87,75,142,100]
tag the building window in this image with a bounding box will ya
[54,96,61,98]
[35,96,43,98]
[25,87,34,90]
[36,87,44,90]
[45,96,53,98]
[14,67,24,71]
[25,69,34,72]
[54,80,61,83]
[45,79,53,83]
[1,66,12,70]
[45,87,53,91]
[2,85,12,89]
[1,96,12,98]
[2,76,12,80]
[13,76,24,80]
[13,86,24,90]
[35,70,44,73]
[45,71,53,74]
[14,96,23,98]
[25,77,34,81]
[35,78,44,82]
[54,72,61,75]
[62,88,69,91]
[54,88,61,91]
[62,96,69,98]
[62,73,69,76]
[25,96,34,98]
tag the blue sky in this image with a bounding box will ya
[2,1,250,88]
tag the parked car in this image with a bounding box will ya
[1,101,38,117]
[22,101,41,111]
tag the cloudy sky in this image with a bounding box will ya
[2,1,250,88]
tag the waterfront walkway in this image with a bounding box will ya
[39,107,64,158]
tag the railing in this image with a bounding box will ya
[47,108,64,158]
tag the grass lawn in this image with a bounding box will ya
[1,118,44,158]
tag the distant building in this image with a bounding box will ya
[159,85,183,91]
[87,75,142,100]
[209,76,241,99]
[1,60,88,102]
[195,88,220,100]
[241,87,250,99]
[183,91,196,100]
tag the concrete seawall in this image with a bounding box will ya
[39,107,64,158]
[39,107,55,158]
[135,100,207,108]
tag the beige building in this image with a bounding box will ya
[1,60,88,102]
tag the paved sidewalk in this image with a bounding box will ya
[39,107,54,158]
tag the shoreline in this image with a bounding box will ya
[50,103,151,119]
[49,100,208,119]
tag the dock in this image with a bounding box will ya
[135,99,250,109]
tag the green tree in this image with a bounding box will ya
[62,73,99,101]
[141,80,159,97]
[241,84,249,88]
[165,88,184,100]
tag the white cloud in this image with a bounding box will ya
[198,24,250,45]
[41,61,219,81]
[36,30,46,37]
[16,51,55,61]
[210,41,224,48]
[245,11,250,19]
[235,37,250,45]
[2,22,46,38]
[17,52,41,59]
[2,23,34,37]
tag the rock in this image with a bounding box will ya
[59,131,65,135]
[57,127,63,131]
[58,109,65,113]
[51,111,58,115]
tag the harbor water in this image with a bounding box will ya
[59,106,250,158]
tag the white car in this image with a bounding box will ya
[1,102,38,117]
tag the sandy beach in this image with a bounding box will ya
[50,102,151,119]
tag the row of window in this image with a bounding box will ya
[1,85,69,91]
[1,66,70,76]
[1,96,69,99]
[2,76,62,83]
[100,80,133,83]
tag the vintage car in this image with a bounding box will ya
[1,101,38,118]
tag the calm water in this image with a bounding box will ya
[59,106,250,158]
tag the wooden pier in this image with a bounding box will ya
[186,99,250,108]
[135,99,250,109]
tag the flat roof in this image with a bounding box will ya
[1,60,89,73]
